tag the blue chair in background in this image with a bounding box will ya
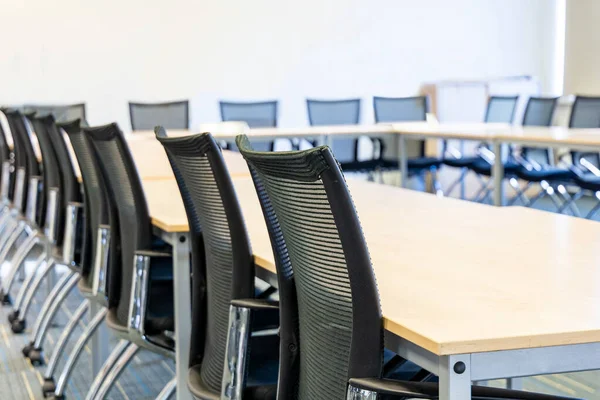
[373,96,443,194]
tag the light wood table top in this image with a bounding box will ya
[392,122,511,141]
[126,139,249,180]
[495,126,600,147]
[144,177,600,356]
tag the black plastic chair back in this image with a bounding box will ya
[63,120,115,288]
[569,96,600,169]
[237,135,382,399]
[156,130,253,394]
[84,123,152,324]
[521,97,559,166]
[485,96,518,123]
[24,103,87,124]
[129,101,189,131]
[220,101,278,128]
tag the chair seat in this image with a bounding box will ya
[443,156,481,168]
[574,173,600,191]
[470,159,520,177]
[515,167,575,183]
[380,157,442,171]
[188,334,279,400]
[340,159,380,173]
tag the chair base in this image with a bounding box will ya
[28,347,45,366]
[11,318,26,334]
[8,309,19,323]
[42,378,56,398]
[22,341,35,357]
[1,291,11,306]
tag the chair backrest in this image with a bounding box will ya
[24,103,87,124]
[3,109,40,212]
[129,100,189,131]
[27,114,62,228]
[237,135,383,399]
[521,97,559,166]
[45,117,82,246]
[373,96,428,160]
[569,96,600,168]
[155,130,253,394]
[63,120,114,288]
[219,101,278,128]
[484,96,518,123]
[84,123,152,324]
[373,96,427,122]
[307,99,360,126]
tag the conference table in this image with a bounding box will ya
[133,122,600,208]
[133,143,600,400]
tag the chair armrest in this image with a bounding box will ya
[127,250,173,336]
[25,175,42,223]
[347,378,579,400]
[445,145,463,160]
[43,187,60,242]
[0,160,11,202]
[231,298,279,310]
[61,201,84,267]
[478,147,495,165]
[347,378,435,399]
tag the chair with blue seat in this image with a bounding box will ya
[373,96,443,193]
[155,129,279,399]
[307,98,379,175]
[555,96,600,218]
[443,95,519,199]
[220,100,291,152]
[236,134,576,400]
[129,100,189,131]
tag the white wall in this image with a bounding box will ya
[564,0,600,95]
[0,0,558,131]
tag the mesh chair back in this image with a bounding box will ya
[373,96,427,122]
[24,103,87,124]
[4,110,40,212]
[237,135,382,399]
[63,121,114,287]
[84,123,152,324]
[307,99,360,126]
[569,96,600,168]
[484,96,518,123]
[307,99,361,163]
[156,130,253,393]
[129,101,189,131]
[521,97,558,166]
[373,96,428,159]
[45,118,82,246]
[27,114,62,228]
[220,101,278,128]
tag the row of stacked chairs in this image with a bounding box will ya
[0,105,578,399]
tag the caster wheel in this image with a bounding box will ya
[1,291,11,306]
[22,341,35,357]
[8,310,19,324]
[29,348,44,366]
[11,319,25,334]
[42,377,55,397]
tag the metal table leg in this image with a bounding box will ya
[398,135,408,188]
[492,141,505,207]
[172,232,192,400]
[89,301,109,376]
[439,355,471,400]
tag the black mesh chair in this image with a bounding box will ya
[155,129,279,400]
[220,100,291,152]
[82,123,176,399]
[24,104,87,124]
[0,110,47,324]
[443,95,519,200]
[236,134,577,400]
[129,100,189,131]
[307,99,379,174]
[556,96,600,218]
[373,96,443,194]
